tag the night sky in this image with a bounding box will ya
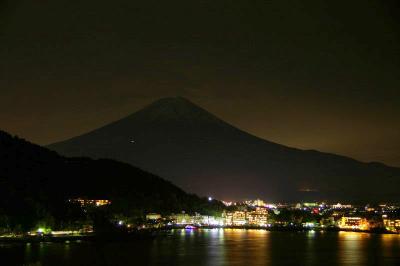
[1,0,399,166]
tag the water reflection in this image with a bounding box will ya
[305,230,317,265]
[206,229,225,266]
[2,230,400,266]
[224,229,270,266]
[380,234,400,265]
[338,231,368,265]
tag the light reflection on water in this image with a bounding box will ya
[1,229,400,266]
[338,231,367,265]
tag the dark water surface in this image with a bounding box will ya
[1,229,400,266]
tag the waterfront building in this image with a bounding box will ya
[201,216,224,226]
[247,207,268,226]
[224,211,246,226]
[224,208,268,226]
[320,217,335,227]
[192,213,204,225]
[169,213,193,225]
[167,212,224,226]
[383,215,400,233]
[338,217,369,230]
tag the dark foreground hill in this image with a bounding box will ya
[0,130,222,231]
[48,97,400,202]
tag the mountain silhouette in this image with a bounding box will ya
[0,129,222,230]
[48,97,400,202]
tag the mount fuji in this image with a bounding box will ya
[48,97,400,202]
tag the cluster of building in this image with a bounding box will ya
[68,198,111,207]
[153,200,400,233]
[324,203,400,232]
[145,210,269,228]
[66,198,400,234]
[146,212,225,227]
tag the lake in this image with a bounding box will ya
[1,229,400,266]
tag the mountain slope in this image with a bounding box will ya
[0,130,221,230]
[48,97,400,202]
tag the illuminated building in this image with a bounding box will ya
[365,205,376,212]
[224,211,246,226]
[331,203,352,209]
[302,222,316,228]
[244,199,266,207]
[69,198,111,207]
[294,202,323,211]
[320,217,335,227]
[383,215,400,233]
[247,207,268,226]
[202,216,224,226]
[232,211,246,226]
[169,213,193,225]
[303,202,318,208]
[338,217,369,230]
[222,201,233,206]
[94,199,111,206]
[146,213,162,220]
[168,213,224,226]
[224,208,268,226]
[253,199,266,207]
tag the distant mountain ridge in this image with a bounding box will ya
[48,97,400,202]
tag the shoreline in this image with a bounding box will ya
[1,226,398,243]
